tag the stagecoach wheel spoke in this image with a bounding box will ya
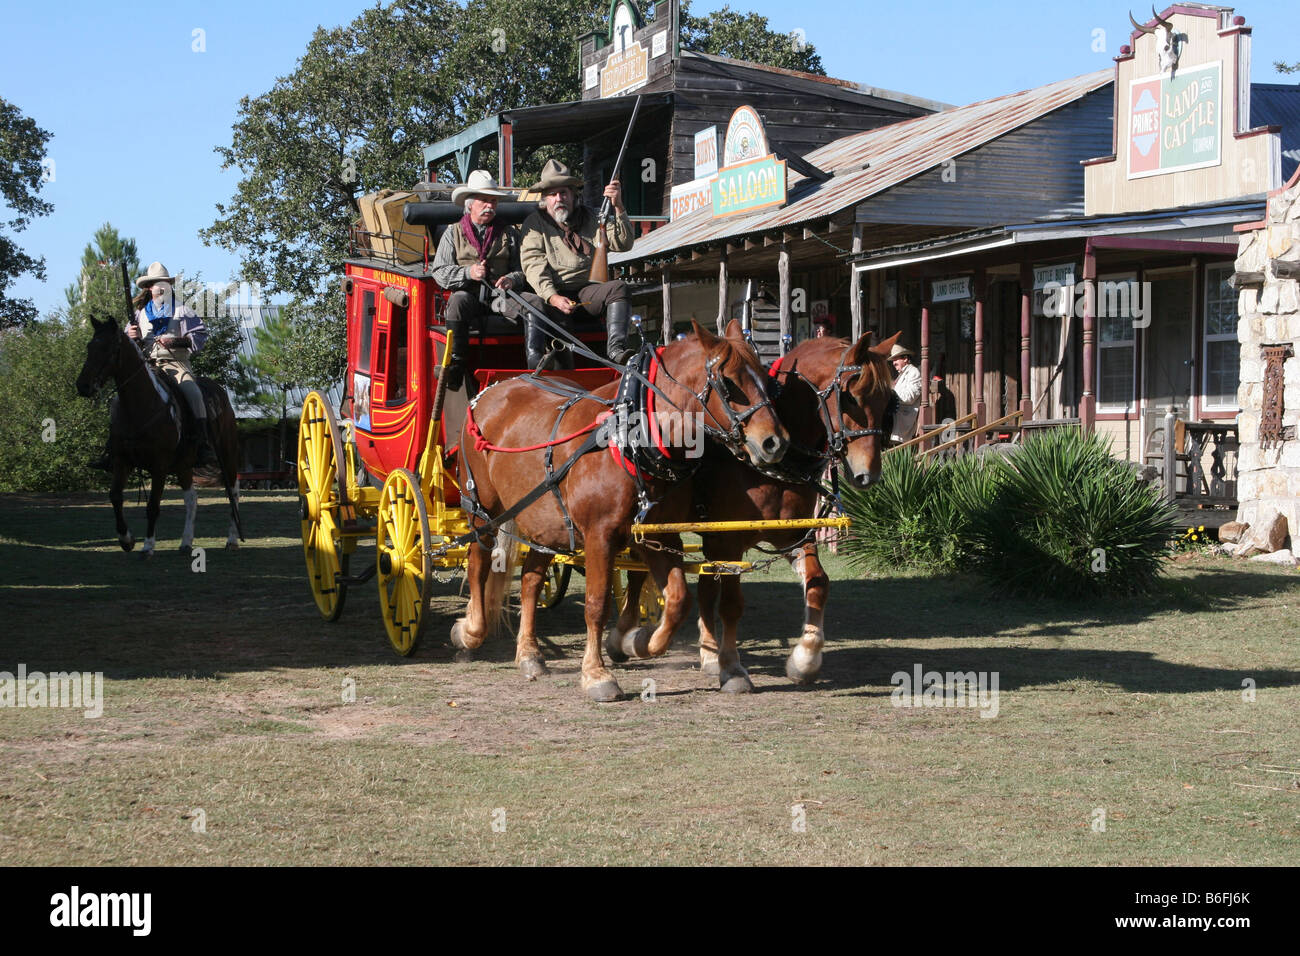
[377,468,432,657]
[297,391,349,622]
[538,563,572,609]
[638,575,665,628]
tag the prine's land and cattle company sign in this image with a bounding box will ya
[1127,61,1221,179]
[710,106,787,218]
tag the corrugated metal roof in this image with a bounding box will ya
[610,69,1113,264]
[221,304,344,419]
[1251,82,1300,183]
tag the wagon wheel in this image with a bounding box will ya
[538,563,572,609]
[298,391,350,621]
[376,468,433,656]
[612,571,664,628]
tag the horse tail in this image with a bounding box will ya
[482,520,521,637]
[208,384,244,542]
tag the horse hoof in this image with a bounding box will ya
[450,619,470,650]
[178,544,192,557]
[139,550,154,561]
[519,656,549,681]
[118,533,134,553]
[584,680,623,703]
[699,647,720,677]
[720,669,755,694]
[453,648,476,663]
[225,541,239,551]
[604,627,629,663]
[785,646,823,685]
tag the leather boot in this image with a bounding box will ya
[194,419,218,468]
[443,315,468,390]
[525,316,549,370]
[605,299,634,365]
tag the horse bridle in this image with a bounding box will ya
[791,346,896,460]
[692,353,779,454]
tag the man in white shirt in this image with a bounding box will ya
[889,343,921,444]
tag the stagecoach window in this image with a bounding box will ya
[389,304,408,404]
[359,291,376,372]
[1203,265,1239,409]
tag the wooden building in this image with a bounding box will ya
[421,0,944,222]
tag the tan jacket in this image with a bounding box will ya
[519,205,634,301]
[431,220,525,292]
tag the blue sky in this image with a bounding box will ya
[3,0,1296,316]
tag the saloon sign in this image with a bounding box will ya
[1127,61,1222,179]
[710,106,787,218]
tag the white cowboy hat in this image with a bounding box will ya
[888,343,914,360]
[452,170,513,206]
[136,261,180,289]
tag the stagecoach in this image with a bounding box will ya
[296,196,861,673]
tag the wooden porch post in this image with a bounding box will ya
[973,268,987,444]
[849,224,864,341]
[1081,244,1097,433]
[919,278,932,427]
[661,265,672,344]
[497,121,513,187]
[1019,262,1033,422]
[717,248,728,334]
[779,241,791,356]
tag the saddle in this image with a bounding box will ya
[150,367,224,450]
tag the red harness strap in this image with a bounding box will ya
[464,400,600,454]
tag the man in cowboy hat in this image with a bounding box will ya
[431,170,540,390]
[519,159,635,367]
[889,342,921,444]
[125,262,218,466]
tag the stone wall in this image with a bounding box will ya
[1233,175,1300,540]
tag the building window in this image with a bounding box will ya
[1203,264,1239,409]
[1097,278,1135,412]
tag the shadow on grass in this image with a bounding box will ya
[2,492,1296,698]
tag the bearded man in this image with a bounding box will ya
[519,159,636,367]
[431,170,541,390]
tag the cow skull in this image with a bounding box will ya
[1130,7,1182,76]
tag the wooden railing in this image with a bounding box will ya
[886,411,1027,459]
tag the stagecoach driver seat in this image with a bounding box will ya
[519,159,636,369]
[430,170,541,391]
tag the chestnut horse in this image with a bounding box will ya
[76,315,243,557]
[611,332,899,690]
[452,321,788,701]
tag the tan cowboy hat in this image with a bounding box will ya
[888,343,913,360]
[451,169,512,206]
[529,158,584,193]
[136,261,179,289]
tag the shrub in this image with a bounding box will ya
[957,429,1179,598]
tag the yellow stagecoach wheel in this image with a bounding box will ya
[298,391,349,621]
[376,468,433,656]
[637,574,665,628]
[538,563,572,609]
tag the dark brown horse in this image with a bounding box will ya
[76,315,243,557]
[452,320,788,701]
[611,332,900,690]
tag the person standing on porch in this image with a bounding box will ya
[889,343,921,444]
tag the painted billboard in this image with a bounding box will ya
[1127,61,1221,180]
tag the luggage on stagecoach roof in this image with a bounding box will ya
[357,189,430,265]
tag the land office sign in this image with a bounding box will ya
[1127,61,1222,179]
[710,106,787,218]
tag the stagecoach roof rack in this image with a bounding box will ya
[348,224,437,276]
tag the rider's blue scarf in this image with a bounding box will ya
[143,299,173,337]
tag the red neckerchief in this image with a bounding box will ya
[459,214,499,261]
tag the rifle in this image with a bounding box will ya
[120,262,135,328]
[589,94,641,284]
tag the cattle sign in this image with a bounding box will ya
[1127,61,1222,180]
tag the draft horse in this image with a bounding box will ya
[452,321,789,702]
[76,315,243,557]
[612,331,900,689]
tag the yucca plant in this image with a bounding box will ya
[958,429,1179,598]
[841,451,1003,574]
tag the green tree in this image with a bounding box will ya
[680,2,825,74]
[0,313,108,492]
[63,223,142,325]
[1276,60,1299,75]
[0,98,55,328]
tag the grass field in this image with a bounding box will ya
[1,489,1297,865]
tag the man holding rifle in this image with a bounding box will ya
[431,170,539,390]
[519,159,636,367]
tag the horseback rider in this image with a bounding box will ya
[430,170,543,391]
[127,262,218,467]
[519,159,636,369]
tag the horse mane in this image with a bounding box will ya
[854,347,894,399]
